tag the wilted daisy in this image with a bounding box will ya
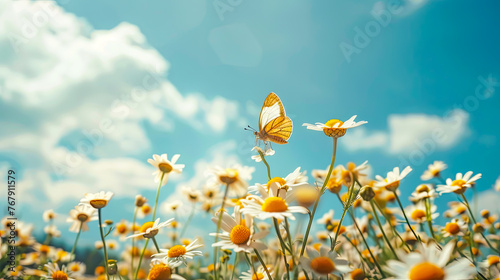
[80,191,114,209]
[43,262,74,280]
[441,219,467,238]
[240,266,274,280]
[208,164,255,197]
[303,115,367,138]
[241,182,309,220]
[126,218,174,239]
[148,154,185,186]
[374,166,412,192]
[421,161,448,181]
[152,239,203,267]
[210,206,269,253]
[300,245,351,277]
[437,171,482,195]
[67,204,97,232]
[385,242,476,280]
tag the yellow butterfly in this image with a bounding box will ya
[251,92,293,145]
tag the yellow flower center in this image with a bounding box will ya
[488,255,500,266]
[266,177,288,190]
[89,199,108,209]
[77,213,89,222]
[411,209,427,221]
[140,222,154,233]
[142,204,152,214]
[310,256,335,275]
[351,268,365,280]
[71,264,80,272]
[116,223,127,234]
[40,245,50,254]
[385,180,401,191]
[261,197,288,212]
[219,169,239,185]
[252,273,265,280]
[323,119,346,138]
[148,263,172,280]
[455,205,467,214]
[295,187,318,207]
[158,162,173,173]
[96,266,105,275]
[430,169,440,177]
[347,162,356,171]
[416,185,430,193]
[229,225,251,245]
[444,223,460,235]
[52,271,69,280]
[451,179,467,194]
[167,245,187,258]
[408,262,445,280]
[207,264,215,272]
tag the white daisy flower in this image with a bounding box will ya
[251,146,275,162]
[137,203,153,219]
[421,161,448,181]
[43,209,57,222]
[303,115,367,138]
[152,239,203,267]
[181,185,202,203]
[147,259,187,280]
[437,171,482,195]
[410,184,438,202]
[66,204,97,232]
[385,242,476,280]
[300,245,351,277]
[44,225,61,237]
[208,164,255,197]
[441,219,467,238]
[405,202,438,224]
[374,166,413,191]
[162,200,183,212]
[240,182,309,221]
[126,218,174,239]
[66,262,86,276]
[249,167,308,194]
[80,191,114,209]
[240,266,274,280]
[210,206,269,253]
[494,176,500,192]
[147,153,185,186]
[317,210,335,225]
[43,262,74,280]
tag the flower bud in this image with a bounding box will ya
[359,186,375,201]
[135,195,147,207]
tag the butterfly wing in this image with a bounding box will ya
[262,115,293,143]
[258,92,286,131]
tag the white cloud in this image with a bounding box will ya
[472,190,500,217]
[343,109,470,154]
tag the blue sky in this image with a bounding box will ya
[1,0,499,251]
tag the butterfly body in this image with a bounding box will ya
[254,92,293,145]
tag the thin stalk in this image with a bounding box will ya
[300,138,338,257]
[213,183,230,280]
[69,221,82,261]
[394,191,421,243]
[254,249,273,280]
[152,173,165,220]
[425,198,437,240]
[244,253,258,280]
[230,253,239,280]
[179,205,196,238]
[370,200,397,258]
[135,239,149,280]
[332,179,356,250]
[131,207,138,278]
[373,200,410,251]
[257,149,272,180]
[284,218,296,267]
[274,218,290,280]
[98,209,110,280]
[152,237,161,253]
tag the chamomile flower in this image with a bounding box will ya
[137,203,153,219]
[162,200,183,212]
[152,239,203,267]
[300,245,351,277]
[66,262,86,277]
[44,225,61,237]
[437,171,482,195]
[80,191,114,209]
[421,161,448,181]
[181,185,202,203]
[209,164,255,197]
[240,181,309,220]
[303,115,367,138]
[317,210,335,225]
[43,262,74,280]
[374,166,413,192]
[43,209,57,222]
[405,202,438,224]
[441,219,467,238]
[240,266,274,280]
[147,154,185,186]
[147,259,187,280]
[210,206,269,253]
[443,201,468,218]
[249,167,308,194]
[67,204,97,232]
[251,146,275,162]
[114,220,130,240]
[126,218,174,239]
[384,242,476,280]
[410,184,438,202]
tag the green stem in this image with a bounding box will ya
[284,218,296,267]
[370,200,397,258]
[244,253,258,280]
[230,253,239,280]
[332,179,356,250]
[98,209,110,280]
[152,237,160,253]
[69,221,82,261]
[257,149,272,180]
[152,173,165,221]
[394,191,421,243]
[373,200,410,251]
[300,138,338,257]
[179,205,196,239]
[213,183,230,280]
[135,239,149,280]
[274,218,290,280]
[254,249,273,280]
[425,198,437,240]
[131,207,138,279]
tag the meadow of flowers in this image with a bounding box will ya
[1,112,500,280]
